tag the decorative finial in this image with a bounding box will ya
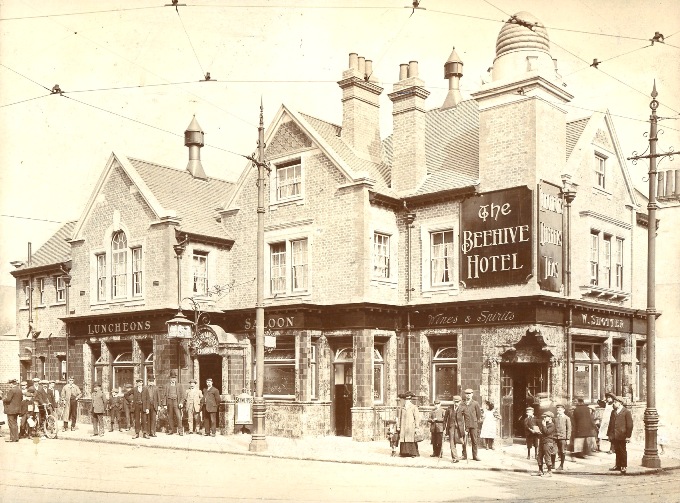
[650,80,659,112]
[652,80,657,98]
[259,97,264,128]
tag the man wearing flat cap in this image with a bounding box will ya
[428,400,445,457]
[460,388,482,461]
[33,380,51,436]
[164,370,184,436]
[607,395,633,474]
[3,378,22,442]
[184,379,203,434]
[523,406,539,460]
[443,395,465,463]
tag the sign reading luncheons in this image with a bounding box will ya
[460,186,533,288]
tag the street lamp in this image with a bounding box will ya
[166,297,210,382]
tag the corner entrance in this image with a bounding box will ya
[500,363,548,442]
[197,355,223,392]
[333,363,353,437]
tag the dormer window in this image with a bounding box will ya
[275,160,302,202]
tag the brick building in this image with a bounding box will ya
[10,12,655,441]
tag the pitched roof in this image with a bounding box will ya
[382,99,480,196]
[566,117,590,160]
[298,113,391,190]
[25,221,76,269]
[127,157,234,239]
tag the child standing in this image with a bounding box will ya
[480,400,501,450]
[386,418,399,457]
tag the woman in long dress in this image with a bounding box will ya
[399,391,421,457]
[480,400,501,450]
[597,393,615,454]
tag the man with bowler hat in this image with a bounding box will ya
[461,388,482,461]
[443,395,465,463]
[164,370,184,435]
[143,375,161,437]
[607,395,633,474]
[3,378,22,442]
[202,378,220,436]
[127,378,146,438]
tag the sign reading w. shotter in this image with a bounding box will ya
[460,186,533,288]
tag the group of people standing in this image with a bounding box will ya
[523,393,634,476]
[97,372,221,439]
[389,389,500,463]
[1,377,66,442]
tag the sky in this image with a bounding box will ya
[1,0,679,288]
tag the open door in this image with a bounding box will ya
[500,365,514,444]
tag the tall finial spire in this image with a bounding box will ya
[259,96,264,129]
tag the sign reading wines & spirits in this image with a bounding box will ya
[460,186,533,288]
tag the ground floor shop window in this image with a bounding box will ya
[432,344,458,403]
[572,343,601,402]
[263,345,295,398]
[113,352,134,388]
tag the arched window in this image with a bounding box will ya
[111,231,128,298]
[432,345,458,403]
[112,351,134,389]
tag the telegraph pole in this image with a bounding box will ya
[248,100,269,452]
[627,82,676,469]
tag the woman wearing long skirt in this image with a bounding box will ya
[399,391,421,457]
[480,400,501,450]
[597,393,615,454]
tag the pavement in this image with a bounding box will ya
[21,425,680,476]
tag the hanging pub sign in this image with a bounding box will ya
[537,181,564,292]
[460,186,533,288]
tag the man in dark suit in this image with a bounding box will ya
[143,376,161,437]
[443,394,465,463]
[201,378,220,437]
[461,388,483,461]
[3,378,23,442]
[164,370,184,436]
[607,395,634,474]
[127,378,146,438]
[428,400,446,457]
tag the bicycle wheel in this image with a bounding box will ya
[44,414,58,439]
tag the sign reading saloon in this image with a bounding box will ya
[460,186,533,288]
[538,181,563,292]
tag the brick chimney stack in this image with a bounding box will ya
[337,53,383,162]
[388,60,430,193]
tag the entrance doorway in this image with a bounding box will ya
[334,363,352,437]
[197,355,223,392]
[500,363,548,442]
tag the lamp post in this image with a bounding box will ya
[626,82,676,469]
[166,297,209,382]
[246,100,269,452]
[561,174,576,404]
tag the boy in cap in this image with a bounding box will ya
[428,399,445,457]
[91,383,106,436]
[523,406,539,460]
[531,411,557,477]
[606,396,633,474]
[553,403,572,470]
[107,388,123,432]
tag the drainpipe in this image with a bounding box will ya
[405,209,416,392]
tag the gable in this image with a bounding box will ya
[266,120,313,159]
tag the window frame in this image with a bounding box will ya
[96,253,107,301]
[572,342,602,403]
[262,344,296,399]
[432,345,458,403]
[111,231,128,299]
[602,235,612,288]
[132,247,143,297]
[372,232,391,279]
[38,277,45,305]
[589,231,599,286]
[55,276,66,303]
[594,154,606,189]
[23,280,31,307]
[615,237,624,290]
[275,160,303,203]
[268,237,310,297]
[373,347,384,404]
[192,250,209,296]
[430,229,455,287]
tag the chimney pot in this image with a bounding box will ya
[358,56,366,76]
[365,60,373,80]
[349,53,358,70]
[399,64,408,81]
[408,61,419,78]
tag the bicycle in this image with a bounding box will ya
[37,403,60,439]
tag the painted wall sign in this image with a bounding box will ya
[572,310,630,332]
[537,181,564,292]
[460,186,533,288]
[244,316,296,330]
[411,305,535,328]
[86,320,154,335]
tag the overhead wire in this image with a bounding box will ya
[0,5,163,21]
[175,8,206,78]
[0,93,53,108]
[1,214,65,224]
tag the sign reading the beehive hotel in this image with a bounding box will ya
[460,186,533,288]
[537,181,563,292]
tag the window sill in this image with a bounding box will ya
[35,304,47,309]
[370,278,398,288]
[421,286,460,298]
[90,298,146,310]
[267,292,312,302]
[269,197,305,210]
[49,302,66,308]
[592,186,613,199]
